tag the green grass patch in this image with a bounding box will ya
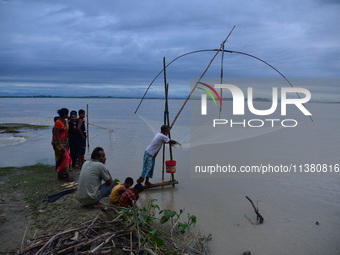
[0,164,100,231]
[0,164,63,225]
[0,164,57,201]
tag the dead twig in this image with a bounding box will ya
[34,227,81,255]
[89,222,135,254]
[83,211,102,236]
[246,196,264,224]
[20,225,28,250]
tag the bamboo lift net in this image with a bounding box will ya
[135,26,313,131]
[133,26,315,189]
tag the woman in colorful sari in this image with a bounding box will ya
[52,108,73,181]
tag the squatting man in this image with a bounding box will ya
[75,147,114,210]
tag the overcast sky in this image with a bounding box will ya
[0,0,339,99]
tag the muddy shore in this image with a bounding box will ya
[0,164,210,254]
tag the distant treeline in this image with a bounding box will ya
[0,95,269,101]
[0,95,169,99]
[0,95,189,100]
[1,95,337,103]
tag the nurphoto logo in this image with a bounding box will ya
[199,82,312,128]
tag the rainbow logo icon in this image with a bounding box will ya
[197,82,222,115]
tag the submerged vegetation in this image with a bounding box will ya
[0,123,49,134]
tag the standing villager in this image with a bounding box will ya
[137,125,178,186]
[76,109,86,169]
[75,147,114,210]
[51,108,73,181]
[68,111,78,169]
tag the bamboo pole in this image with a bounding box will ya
[165,82,176,186]
[163,57,175,186]
[219,43,225,119]
[162,57,167,181]
[162,131,166,182]
[170,26,236,129]
[143,180,179,189]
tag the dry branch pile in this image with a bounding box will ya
[16,207,211,255]
[17,216,133,254]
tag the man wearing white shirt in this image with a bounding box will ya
[137,125,178,186]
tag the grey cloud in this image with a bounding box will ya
[0,0,339,99]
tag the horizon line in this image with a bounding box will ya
[0,95,338,103]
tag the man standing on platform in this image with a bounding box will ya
[137,125,178,186]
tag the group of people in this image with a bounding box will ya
[75,146,145,210]
[75,124,178,210]
[51,108,86,181]
[52,107,179,209]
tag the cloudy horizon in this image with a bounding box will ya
[0,0,339,100]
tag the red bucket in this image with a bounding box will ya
[165,160,176,173]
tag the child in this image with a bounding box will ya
[119,183,144,208]
[109,177,134,204]
[52,116,60,136]
[76,109,86,169]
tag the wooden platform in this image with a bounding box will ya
[143,180,179,189]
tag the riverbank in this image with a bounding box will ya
[0,164,210,254]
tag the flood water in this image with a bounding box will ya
[0,98,339,254]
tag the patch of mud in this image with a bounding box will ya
[0,168,99,254]
[0,186,32,253]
